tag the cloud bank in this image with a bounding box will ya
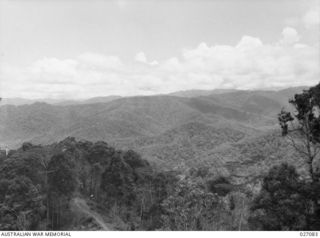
[1,27,319,99]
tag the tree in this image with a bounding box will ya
[123,150,148,169]
[47,153,77,230]
[141,171,179,230]
[278,83,320,182]
[249,163,310,230]
[161,178,224,230]
[48,154,77,197]
[0,176,44,230]
[87,141,114,165]
[100,152,135,211]
[90,163,103,199]
[0,148,47,230]
[278,84,320,230]
[207,176,233,196]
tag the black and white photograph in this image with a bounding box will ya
[0,0,320,233]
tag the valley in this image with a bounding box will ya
[0,86,319,231]
[0,88,303,174]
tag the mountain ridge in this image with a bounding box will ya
[0,86,307,173]
[0,86,307,106]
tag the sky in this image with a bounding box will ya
[0,0,319,99]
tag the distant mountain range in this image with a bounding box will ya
[0,87,306,106]
[168,89,238,97]
[0,86,308,180]
[0,95,121,106]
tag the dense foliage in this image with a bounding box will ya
[1,84,320,231]
[248,83,320,231]
[0,138,239,230]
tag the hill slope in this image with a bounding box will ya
[0,87,306,170]
[0,94,266,148]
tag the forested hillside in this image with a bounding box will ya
[0,88,292,178]
[0,86,319,231]
[0,138,246,230]
[0,88,303,156]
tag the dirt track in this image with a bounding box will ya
[72,197,111,231]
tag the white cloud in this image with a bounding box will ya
[279,27,300,45]
[29,58,78,76]
[284,6,320,29]
[303,8,320,28]
[134,52,147,63]
[1,27,319,99]
[134,52,158,66]
[236,36,263,50]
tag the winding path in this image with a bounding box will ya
[72,197,111,231]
